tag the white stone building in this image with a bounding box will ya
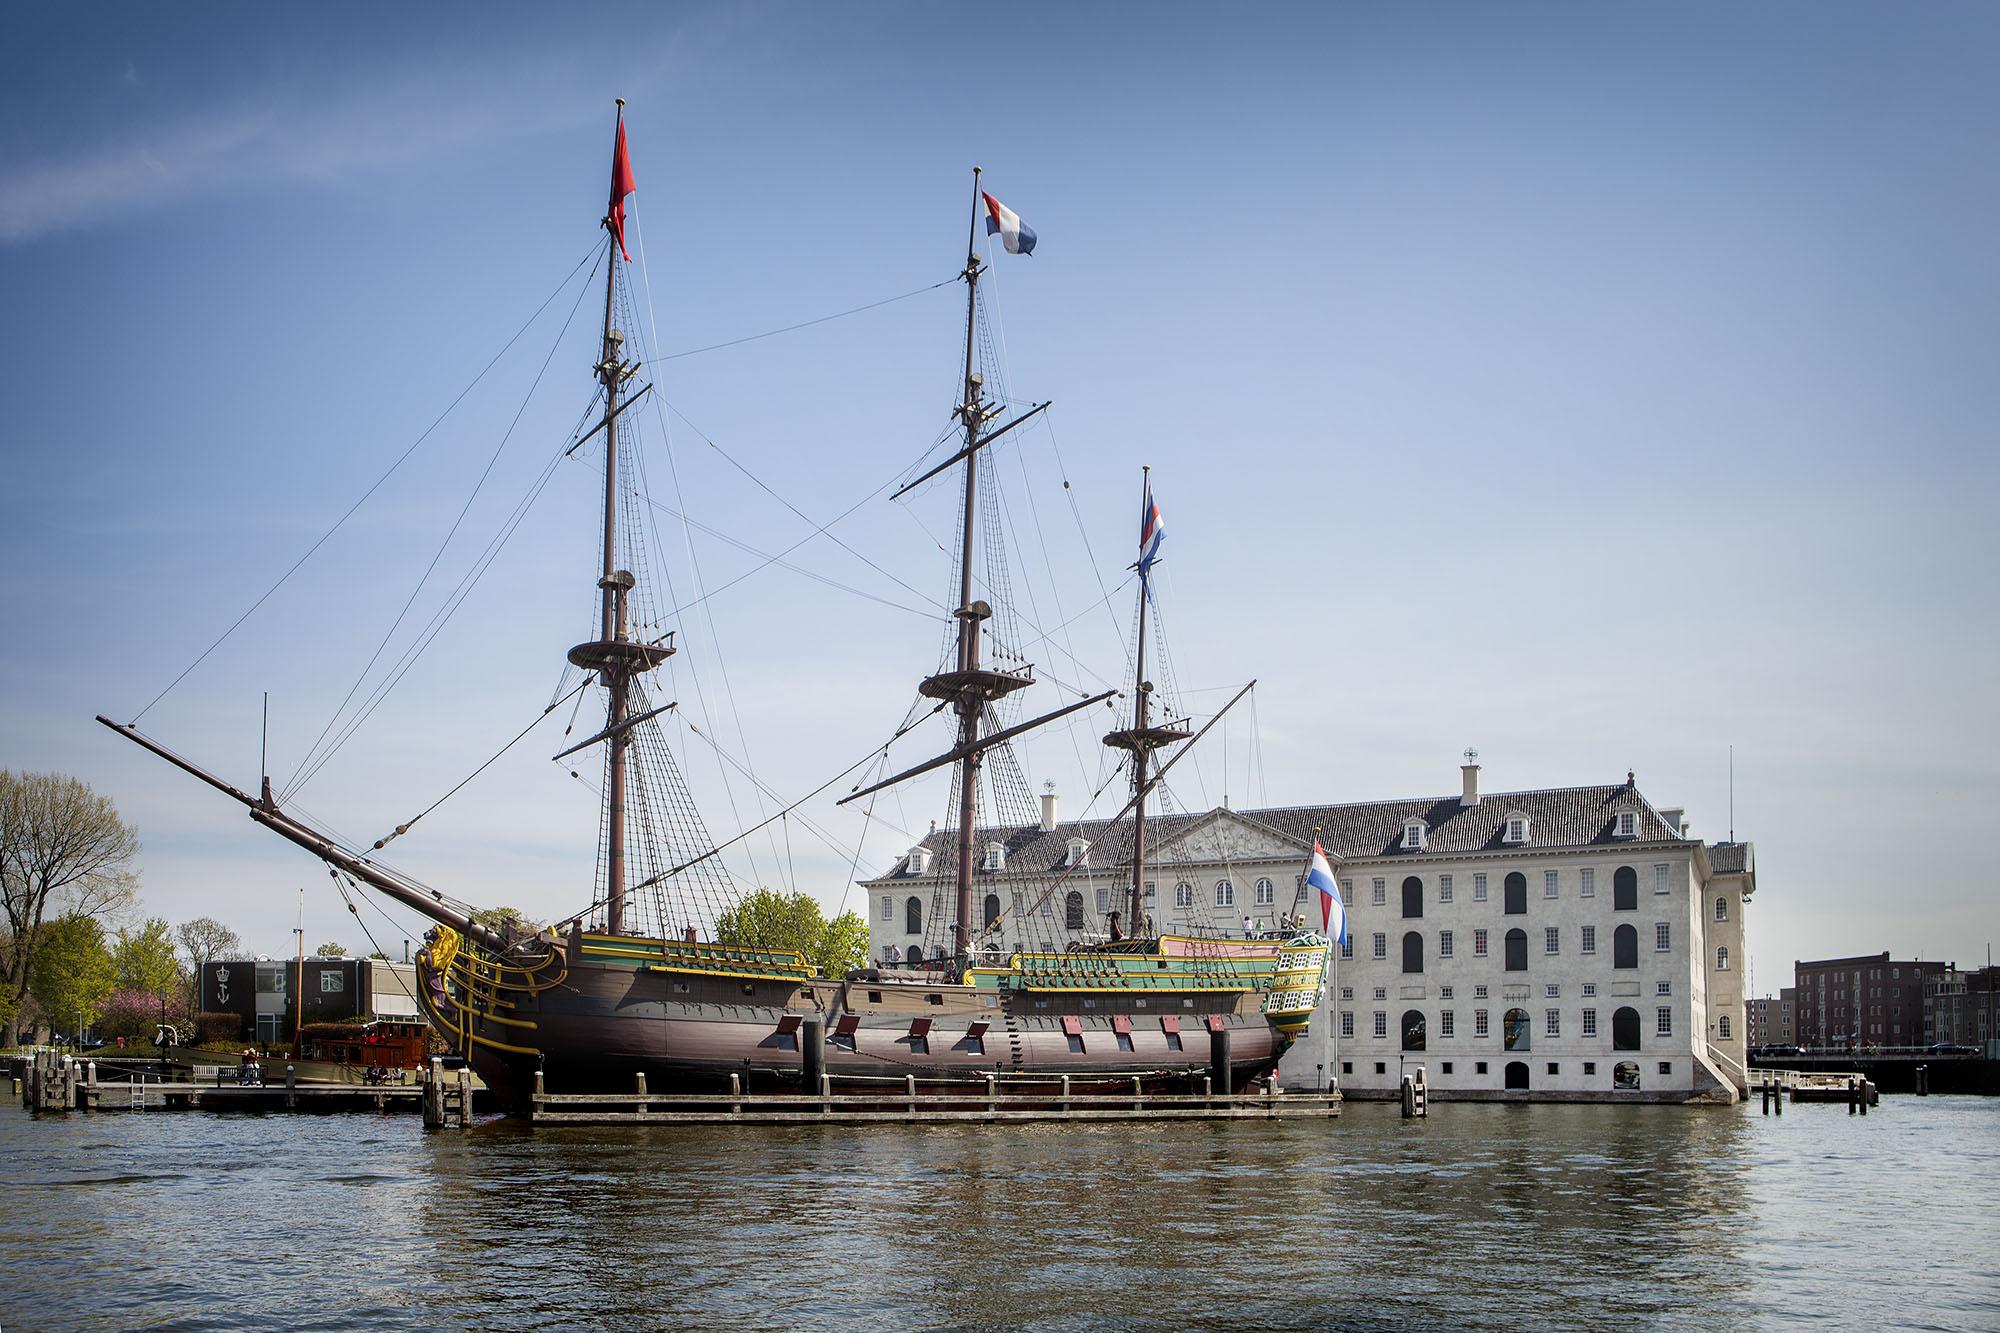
[858,760,1756,1103]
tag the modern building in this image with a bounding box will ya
[200,956,421,1045]
[1793,953,1947,1049]
[1749,987,1797,1048]
[860,760,1755,1102]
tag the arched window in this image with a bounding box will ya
[1613,924,1638,969]
[1614,866,1638,910]
[1612,1006,1642,1050]
[1214,880,1235,908]
[983,894,1001,929]
[1716,946,1730,971]
[1505,1061,1531,1090]
[1504,928,1528,971]
[1714,896,1728,922]
[1503,1009,1531,1051]
[1402,931,1423,974]
[905,896,923,935]
[1255,878,1275,906]
[1174,883,1193,908]
[1402,876,1423,919]
[1502,872,1527,914]
[1065,891,1085,931]
[1401,1010,1426,1050]
[905,945,924,966]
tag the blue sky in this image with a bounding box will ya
[3,3,1995,990]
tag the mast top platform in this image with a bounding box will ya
[1103,722,1194,753]
[920,666,1035,703]
[569,636,676,673]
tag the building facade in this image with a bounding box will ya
[1923,966,2000,1050]
[1749,987,1797,1048]
[1792,953,1947,1049]
[201,957,420,1045]
[860,761,1755,1102]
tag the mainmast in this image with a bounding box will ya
[919,168,1034,972]
[567,100,673,936]
[1103,471,1189,938]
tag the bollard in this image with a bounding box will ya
[1858,1079,1869,1115]
[1133,1074,1143,1112]
[1916,1065,1928,1096]
[457,1068,472,1127]
[1761,1085,1770,1115]
[1060,1074,1072,1115]
[534,1069,545,1100]
[286,1065,297,1109]
[819,1072,832,1108]
[985,1072,997,1114]
[730,1071,742,1115]
[635,1070,647,1098]
[801,1018,824,1093]
[1209,1027,1233,1098]
[1775,1080,1783,1115]
[906,1073,917,1115]
[1848,1077,1858,1114]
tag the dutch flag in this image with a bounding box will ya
[982,191,1037,255]
[1137,480,1164,580]
[1307,840,1346,946]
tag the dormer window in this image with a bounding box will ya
[904,847,932,876]
[1066,838,1089,868]
[1613,810,1639,840]
[1502,813,1531,845]
[1402,820,1427,852]
[982,842,1006,872]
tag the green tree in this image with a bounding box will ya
[314,942,346,958]
[471,906,542,939]
[114,917,182,995]
[1,771,140,1046]
[31,914,116,1042]
[715,890,868,978]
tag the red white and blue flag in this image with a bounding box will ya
[1137,480,1164,580]
[982,191,1037,255]
[1307,840,1346,945]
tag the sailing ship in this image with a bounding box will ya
[101,106,1329,1111]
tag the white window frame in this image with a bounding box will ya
[1438,874,1453,903]
[1718,1015,1733,1040]
[1474,873,1489,902]
[1582,1008,1597,1037]
[1654,864,1670,894]
[1614,810,1638,839]
[1372,933,1388,960]
[1439,929,1454,958]
[1657,1007,1674,1037]
[1716,947,1730,971]
[881,896,894,922]
[1714,896,1728,922]
[1474,1010,1490,1038]
[1174,883,1194,909]
[1340,1011,1354,1039]
[1580,867,1595,898]
[1581,925,1596,955]
[983,842,1005,872]
[1474,928,1489,957]
[1403,821,1426,851]
[1544,870,1559,899]
[1373,1012,1388,1039]
[1372,878,1387,907]
[1255,878,1275,907]
[1214,880,1235,908]
[1545,1009,1560,1038]
[1656,922,1671,952]
[1440,1010,1456,1038]
[1545,927,1560,955]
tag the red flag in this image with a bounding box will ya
[607,115,636,261]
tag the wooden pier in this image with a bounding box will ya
[17,1051,420,1113]
[529,1070,1342,1125]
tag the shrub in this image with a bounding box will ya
[195,1011,243,1043]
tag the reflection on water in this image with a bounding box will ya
[3,1097,1995,1331]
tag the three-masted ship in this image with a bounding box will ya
[102,107,1329,1110]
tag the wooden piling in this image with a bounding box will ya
[1209,1028,1232,1096]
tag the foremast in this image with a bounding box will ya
[566,99,673,937]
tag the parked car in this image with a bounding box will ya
[1928,1043,1978,1056]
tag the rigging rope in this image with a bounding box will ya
[129,241,603,726]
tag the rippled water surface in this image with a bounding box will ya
[3,1095,1995,1331]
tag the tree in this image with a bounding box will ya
[114,917,182,995]
[1,771,140,1046]
[471,906,542,939]
[314,942,346,958]
[31,914,116,1042]
[715,890,868,978]
[176,916,243,1016]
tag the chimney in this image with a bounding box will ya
[1039,783,1059,832]
[1460,749,1481,807]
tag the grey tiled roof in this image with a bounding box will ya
[860,778,1694,886]
[1706,842,1753,875]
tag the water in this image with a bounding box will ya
[3,1096,1995,1331]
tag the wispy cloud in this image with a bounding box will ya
[0,44,637,244]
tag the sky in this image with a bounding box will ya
[2,3,1995,994]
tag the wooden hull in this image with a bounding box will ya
[429,952,1293,1110]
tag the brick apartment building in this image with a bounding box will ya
[1793,953,1947,1048]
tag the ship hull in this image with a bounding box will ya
[434,952,1293,1111]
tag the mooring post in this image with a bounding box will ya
[801,1017,824,1094]
[1060,1074,1072,1116]
[986,1072,997,1115]
[1132,1074,1143,1112]
[905,1073,917,1116]
[1209,1028,1232,1098]
[457,1068,472,1127]
[1859,1079,1869,1115]
[819,1072,831,1110]
[1848,1076,1858,1114]
[1916,1065,1928,1096]
[729,1071,742,1116]
[1761,1084,1769,1115]
[534,1068,545,1101]
[635,1070,647,1100]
